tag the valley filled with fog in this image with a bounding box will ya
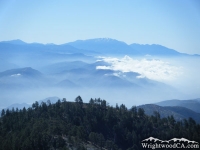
[0,38,200,109]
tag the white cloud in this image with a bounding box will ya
[96,66,110,70]
[11,73,21,77]
[96,55,183,81]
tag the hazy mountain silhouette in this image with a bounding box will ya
[0,60,19,72]
[0,42,95,65]
[156,98,200,113]
[0,38,199,110]
[130,44,185,56]
[138,104,200,123]
[77,74,139,88]
[0,67,42,78]
[56,79,80,88]
[67,38,198,56]
[42,61,89,74]
[67,38,140,56]
[0,96,61,112]
[38,96,60,105]
[0,67,49,89]
[0,39,27,45]
[5,103,30,110]
[1,39,198,59]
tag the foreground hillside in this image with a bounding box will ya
[0,96,200,150]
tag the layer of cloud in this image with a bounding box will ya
[96,55,183,81]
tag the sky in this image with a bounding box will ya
[0,0,200,54]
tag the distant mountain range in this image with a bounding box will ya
[1,38,199,57]
[156,98,200,113]
[67,38,198,56]
[67,38,140,55]
[1,38,178,90]
[138,98,200,123]
[0,38,199,118]
[1,39,27,45]
[0,65,170,90]
[130,44,185,56]
[0,97,60,111]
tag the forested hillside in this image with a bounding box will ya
[0,96,199,150]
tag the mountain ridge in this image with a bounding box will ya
[2,38,199,56]
[137,103,200,123]
[0,67,43,78]
[0,39,27,45]
[156,98,200,113]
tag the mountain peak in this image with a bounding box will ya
[67,38,139,55]
[92,38,125,43]
[71,38,127,45]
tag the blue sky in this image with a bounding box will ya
[0,0,200,54]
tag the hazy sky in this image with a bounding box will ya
[0,0,200,54]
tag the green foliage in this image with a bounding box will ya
[0,96,200,150]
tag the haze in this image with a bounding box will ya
[0,39,200,109]
[0,1,200,109]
